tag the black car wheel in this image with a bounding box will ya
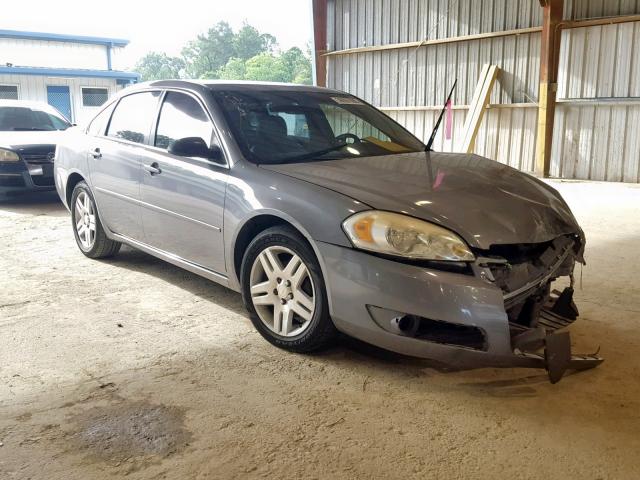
[240,225,337,352]
[71,181,120,258]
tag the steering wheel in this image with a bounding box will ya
[336,133,361,144]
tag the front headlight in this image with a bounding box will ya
[0,148,20,162]
[342,211,475,261]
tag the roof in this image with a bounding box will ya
[0,99,53,108]
[144,79,340,93]
[0,66,140,82]
[0,29,129,47]
[0,98,69,115]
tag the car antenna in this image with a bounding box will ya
[425,79,457,152]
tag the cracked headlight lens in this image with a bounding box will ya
[343,210,475,261]
[0,148,20,162]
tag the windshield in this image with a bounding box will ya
[0,106,71,131]
[212,89,425,164]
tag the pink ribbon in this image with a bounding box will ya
[444,99,453,140]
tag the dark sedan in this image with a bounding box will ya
[0,100,71,198]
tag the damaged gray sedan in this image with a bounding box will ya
[54,80,602,383]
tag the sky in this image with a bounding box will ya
[1,0,314,70]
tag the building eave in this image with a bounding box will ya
[0,66,140,82]
[0,29,129,47]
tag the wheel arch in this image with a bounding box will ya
[65,172,87,207]
[229,211,331,296]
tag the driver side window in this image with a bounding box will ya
[155,92,215,151]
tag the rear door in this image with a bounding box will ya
[87,90,161,241]
[139,90,228,274]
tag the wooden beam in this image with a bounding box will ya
[312,0,328,87]
[535,0,564,177]
[460,65,499,153]
[560,14,640,29]
[323,26,543,57]
[379,102,537,112]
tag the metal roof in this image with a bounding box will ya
[0,66,139,82]
[0,29,129,47]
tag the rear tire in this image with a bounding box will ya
[70,181,120,259]
[240,225,337,353]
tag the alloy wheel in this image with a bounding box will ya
[249,246,316,337]
[74,191,96,250]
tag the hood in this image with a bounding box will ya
[0,130,65,151]
[261,152,581,249]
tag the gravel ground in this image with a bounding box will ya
[1,181,639,479]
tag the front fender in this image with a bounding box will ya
[223,161,369,290]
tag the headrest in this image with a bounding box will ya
[258,114,288,139]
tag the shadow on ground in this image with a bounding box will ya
[94,241,625,397]
[0,190,66,217]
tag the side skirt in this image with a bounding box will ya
[111,233,236,291]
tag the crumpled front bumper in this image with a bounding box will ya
[316,241,602,383]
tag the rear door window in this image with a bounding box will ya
[154,91,214,150]
[87,102,116,136]
[107,91,161,144]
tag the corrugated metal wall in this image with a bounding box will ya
[564,0,640,19]
[0,74,117,126]
[0,38,109,70]
[329,0,543,49]
[551,17,640,181]
[325,0,640,182]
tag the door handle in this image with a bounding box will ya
[90,147,102,159]
[144,162,162,175]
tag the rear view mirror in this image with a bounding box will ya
[168,137,222,162]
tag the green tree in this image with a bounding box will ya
[135,52,184,81]
[233,23,276,60]
[218,57,247,80]
[280,47,312,85]
[243,54,290,82]
[181,22,235,79]
[136,22,314,84]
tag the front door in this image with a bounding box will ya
[140,91,227,274]
[46,85,72,122]
[87,90,161,241]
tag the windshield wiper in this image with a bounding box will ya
[12,127,50,131]
[425,79,457,151]
[279,142,349,163]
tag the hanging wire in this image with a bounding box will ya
[392,0,462,89]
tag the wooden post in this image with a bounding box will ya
[535,0,564,177]
[312,0,328,87]
[460,65,499,153]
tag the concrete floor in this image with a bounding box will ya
[0,180,639,479]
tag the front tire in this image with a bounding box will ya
[240,226,337,353]
[70,181,121,258]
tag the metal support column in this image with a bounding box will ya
[312,0,328,87]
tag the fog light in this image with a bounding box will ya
[392,314,420,336]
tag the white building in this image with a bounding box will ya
[0,29,139,125]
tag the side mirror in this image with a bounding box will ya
[168,137,222,161]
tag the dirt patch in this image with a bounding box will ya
[71,401,191,463]
[1,184,640,479]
